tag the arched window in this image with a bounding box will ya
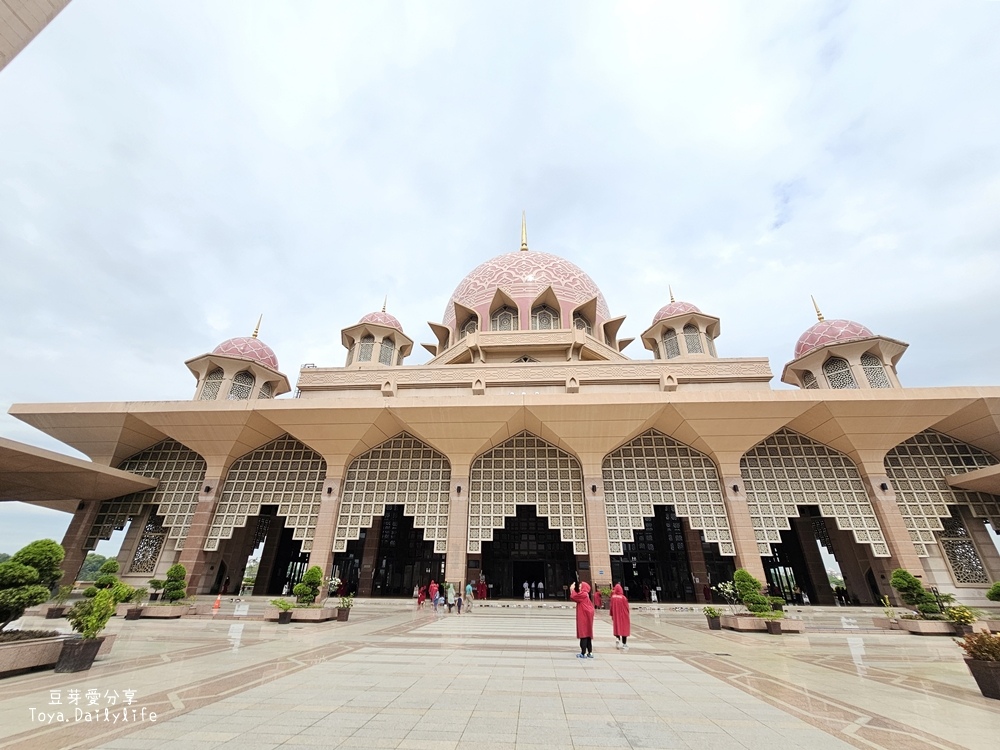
[228,370,255,400]
[706,336,717,357]
[358,334,375,362]
[379,337,395,365]
[572,312,592,334]
[258,382,273,399]
[802,371,819,389]
[200,368,224,400]
[683,324,703,354]
[662,329,680,359]
[862,352,892,388]
[823,357,858,389]
[531,305,559,330]
[491,306,518,331]
[459,317,478,339]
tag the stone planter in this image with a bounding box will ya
[765,620,782,635]
[140,604,189,619]
[124,607,143,620]
[953,623,975,637]
[44,605,68,619]
[55,637,105,673]
[0,636,67,677]
[277,611,292,624]
[983,619,1000,633]
[780,619,806,633]
[965,659,1000,700]
[720,615,766,632]
[899,619,955,635]
[96,633,116,659]
[293,607,335,622]
[337,608,351,622]
[706,616,721,630]
[872,616,902,630]
[115,603,131,617]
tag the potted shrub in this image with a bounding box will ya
[58,588,115,672]
[293,566,324,605]
[946,605,978,636]
[270,598,293,624]
[143,564,189,618]
[703,606,722,630]
[0,539,65,631]
[760,610,784,635]
[45,585,73,619]
[890,569,952,634]
[147,579,165,602]
[337,593,354,621]
[124,587,147,620]
[984,583,1000,632]
[956,631,1000,700]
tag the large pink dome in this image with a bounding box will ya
[212,336,279,370]
[652,301,700,324]
[443,250,610,329]
[794,319,874,359]
[359,310,403,332]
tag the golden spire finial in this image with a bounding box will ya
[669,285,675,303]
[520,211,528,251]
[811,296,824,322]
[382,296,387,313]
[252,314,263,338]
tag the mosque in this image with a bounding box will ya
[4,221,1000,607]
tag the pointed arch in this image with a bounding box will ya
[204,435,326,552]
[468,432,587,554]
[602,430,734,556]
[199,368,224,400]
[740,428,889,557]
[334,433,451,554]
[228,370,255,400]
[884,430,1000,556]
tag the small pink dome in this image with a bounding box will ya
[652,301,701,324]
[212,337,279,370]
[794,319,874,359]
[359,310,404,332]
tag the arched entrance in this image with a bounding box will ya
[481,505,576,599]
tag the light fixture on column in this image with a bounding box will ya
[456,485,462,495]
[880,482,888,491]
[732,484,739,493]
[591,484,597,494]
[204,485,212,493]
[327,487,333,495]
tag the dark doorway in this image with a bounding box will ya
[267,525,309,596]
[481,505,576,599]
[610,505,695,602]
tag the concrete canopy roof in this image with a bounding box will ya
[0,437,158,513]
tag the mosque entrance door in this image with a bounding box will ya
[481,505,576,599]
[610,505,700,603]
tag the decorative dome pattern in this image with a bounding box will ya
[359,311,404,332]
[652,301,701,324]
[443,251,610,329]
[212,336,279,370]
[794,319,874,359]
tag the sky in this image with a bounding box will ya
[1,1,999,556]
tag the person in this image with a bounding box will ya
[465,581,474,612]
[417,585,427,609]
[793,585,803,605]
[523,580,530,600]
[456,589,463,615]
[593,585,603,610]
[537,580,544,600]
[446,582,456,613]
[569,580,595,658]
[429,579,439,604]
[531,581,537,600]
[610,583,631,652]
[702,584,712,603]
[478,579,487,601]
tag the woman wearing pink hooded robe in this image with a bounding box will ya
[593,586,603,610]
[569,581,595,658]
[610,583,631,652]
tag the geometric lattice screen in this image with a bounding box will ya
[740,429,890,557]
[468,432,587,555]
[602,430,734,556]
[86,439,206,551]
[129,513,167,573]
[204,435,326,552]
[333,433,451,555]
[938,513,989,584]
[884,430,1000,557]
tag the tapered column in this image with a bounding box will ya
[58,500,103,585]
[307,475,343,577]
[178,470,226,595]
[720,468,766,582]
[682,518,709,603]
[357,517,382,596]
[444,476,468,587]
[859,473,923,584]
[582,472,611,588]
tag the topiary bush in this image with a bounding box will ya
[733,568,770,614]
[66,588,116,639]
[986,582,1000,603]
[0,539,65,630]
[890,568,940,617]
[162,564,188,602]
[294,566,324,605]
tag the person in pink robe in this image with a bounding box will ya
[610,583,631,651]
[593,586,603,610]
[569,581,595,658]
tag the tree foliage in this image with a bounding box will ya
[11,539,64,588]
[0,539,65,629]
[733,568,770,614]
[66,588,116,639]
[889,568,940,616]
[162,564,188,602]
[986,582,1000,603]
[78,553,108,581]
[294,566,324,604]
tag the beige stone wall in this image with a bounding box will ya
[0,0,69,72]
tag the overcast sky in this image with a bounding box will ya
[2,1,999,557]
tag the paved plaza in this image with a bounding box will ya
[2,602,999,750]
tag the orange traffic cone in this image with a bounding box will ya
[213,593,221,610]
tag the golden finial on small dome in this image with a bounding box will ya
[520,211,528,251]
[811,296,824,322]
[252,314,263,338]
[669,286,675,303]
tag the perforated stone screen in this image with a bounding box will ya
[939,514,989,584]
[334,433,450,554]
[86,439,206,551]
[602,430,734,556]
[740,429,889,557]
[884,430,1000,557]
[204,435,326,552]
[469,432,587,555]
[861,352,892,389]
[129,514,167,573]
